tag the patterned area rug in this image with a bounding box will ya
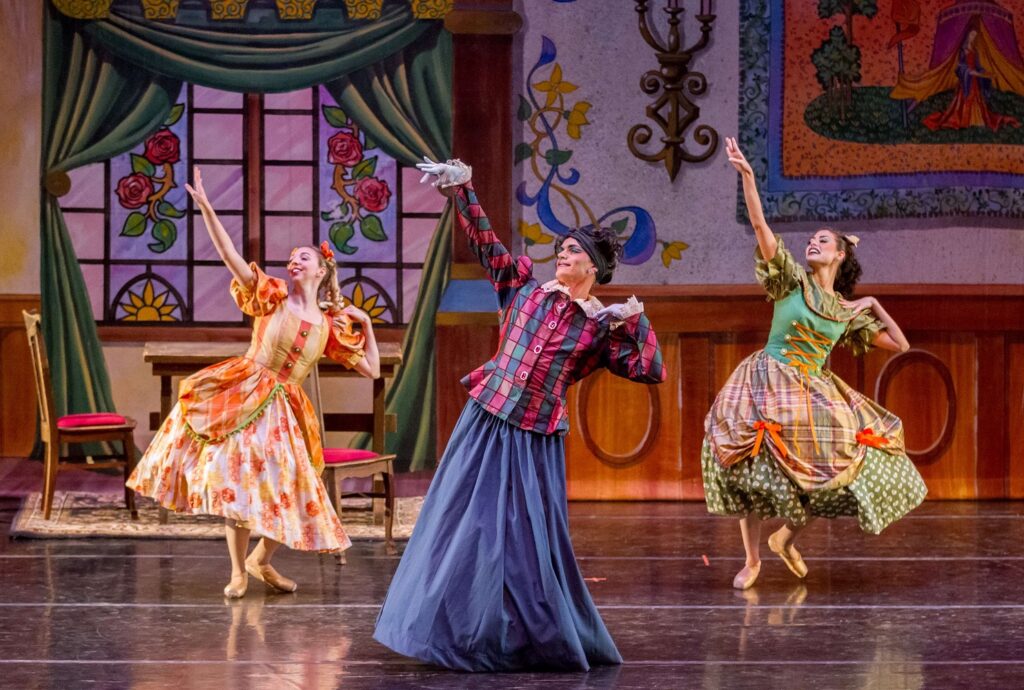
[9,492,421,541]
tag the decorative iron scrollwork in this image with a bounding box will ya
[628,0,718,181]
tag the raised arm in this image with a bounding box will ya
[726,137,777,262]
[417,158,531,308]
[185,165,253,286]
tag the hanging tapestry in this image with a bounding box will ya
[740,0,1024,222]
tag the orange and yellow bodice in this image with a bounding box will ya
[175,265,365,472]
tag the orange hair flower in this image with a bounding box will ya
[319,240,335,261]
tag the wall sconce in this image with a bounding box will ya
[628,0,718,182]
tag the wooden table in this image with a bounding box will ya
[144,341,402,454]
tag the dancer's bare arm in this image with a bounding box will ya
[839,296,911,353]
[726,137,777,261]
[185,165,254,286]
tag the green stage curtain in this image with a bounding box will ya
[41,3,182,433]
[327,28,453,470]
[81,2,429,93]
[42,3,452,469]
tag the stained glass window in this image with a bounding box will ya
[65,85,445,330]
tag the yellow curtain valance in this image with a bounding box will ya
[52,0,453,21]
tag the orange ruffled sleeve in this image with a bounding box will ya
[230,263,288,316]
[324,310,366,369]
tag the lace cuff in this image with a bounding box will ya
[609,295,645,330]
[437,159,473,189]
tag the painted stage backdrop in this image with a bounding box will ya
[64,84,443,327]
[741,0,1024,222]
[512,1,703,283]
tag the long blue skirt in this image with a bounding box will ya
[373,401,622,672]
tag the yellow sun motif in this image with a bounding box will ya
[346,283,389,324]
[120,279,179,321]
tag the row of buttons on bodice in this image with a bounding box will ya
[277,325,312,380]
[515,295,571,383]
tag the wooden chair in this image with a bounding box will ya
[304,363,397,561]
[22,310,138,520]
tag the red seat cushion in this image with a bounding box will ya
[323,448,382,465]
[57,413,128,429]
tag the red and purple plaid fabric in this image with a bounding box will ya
[452,184,665,436]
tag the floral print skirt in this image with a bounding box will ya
[701,438,927,535]
[127,393,349,552]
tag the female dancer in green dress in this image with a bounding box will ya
[703,138,928,590]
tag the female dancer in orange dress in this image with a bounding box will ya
[127,166,380,598]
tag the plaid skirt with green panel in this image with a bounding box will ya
[701,439,927,535]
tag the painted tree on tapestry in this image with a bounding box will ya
[817,0,878,45]
[515,36,688,270]
[61,85,443,327]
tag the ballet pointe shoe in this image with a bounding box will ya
[768,529,808,579]
[732,562,761,590]
[223,572,248,599]
[245,558,298,593]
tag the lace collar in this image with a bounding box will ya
[539,280,604,318]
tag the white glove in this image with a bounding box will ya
[593,296,644,325]
[415,156,472,188]
[593,303,629,322]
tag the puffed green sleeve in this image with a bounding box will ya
[754,235,802,301]
[839,310,886,357]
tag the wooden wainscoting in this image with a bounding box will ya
[1008,339,1024,497]
[0,294,41,457]
[437,285,1024,500]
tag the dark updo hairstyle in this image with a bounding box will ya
[823,228,863,297]
[566,225,623,285]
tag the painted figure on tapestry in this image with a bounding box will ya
[702,138,928,591]
[741,0,1024,222]
[374,158,665,671]
[127,166,381,599]
[891,4,1024,133]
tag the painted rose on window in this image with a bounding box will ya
[114,104,185,253]
[354,176,391,213]
[115,174,154,210]
[320,105,393,255]
[327,131,363,167]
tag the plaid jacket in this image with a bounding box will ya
[452,183,665,435]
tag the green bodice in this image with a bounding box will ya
[755,236,885,364]
[764,289,846,375]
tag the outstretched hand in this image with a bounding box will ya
[339,304,372,328]
[415,156,458,186]
[725,137,753,177]
[184,165,211,209]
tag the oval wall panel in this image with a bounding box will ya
[577,369,660,469]
[874,349,956,466]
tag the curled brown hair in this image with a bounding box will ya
[823,229,863,297]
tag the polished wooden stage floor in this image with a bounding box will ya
[2,464,1023,688]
